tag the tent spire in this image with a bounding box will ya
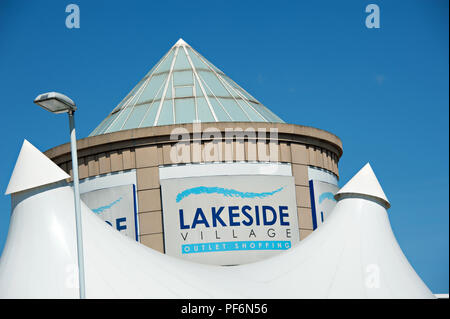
[5,139,70,195]
[334,163,390,208]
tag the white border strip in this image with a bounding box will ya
[159,162,292,180]
[78,170,137,194]
[308,166,338,186]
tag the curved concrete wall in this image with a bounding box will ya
[45,122,343,253]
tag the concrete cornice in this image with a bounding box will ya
[45,122,343,164]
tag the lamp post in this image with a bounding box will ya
[34,92,86,299]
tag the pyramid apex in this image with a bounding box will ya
[5,139,70,195]
[335,163,390,208]
[174,38,188,47]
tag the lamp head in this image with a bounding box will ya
[34,92,76,114]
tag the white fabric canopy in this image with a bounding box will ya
[0,141,434,298]
[5,140,70,195]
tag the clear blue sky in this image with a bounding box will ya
[0,0,448,293]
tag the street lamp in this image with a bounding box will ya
[34,92,86,299]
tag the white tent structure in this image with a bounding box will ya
[0,140,434,298]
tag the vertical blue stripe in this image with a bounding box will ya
[309,180,318,230]
[132,184,139,242]
[321,211,324,223]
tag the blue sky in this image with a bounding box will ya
[0,0,448,293]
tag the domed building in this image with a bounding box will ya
[44,39,343,265]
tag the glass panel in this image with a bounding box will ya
[90,113,115,136]
[153,49,175,74]
[90,117,108,136]
[197,97,215,122]
[249,102,283,122]
[111,77,148,113]
[112,88,141,113]
[217,98,249,121]
[173,47,191,70]
[261,104,284,122]
[190,48,224,74]
[175,86,193,98]
[175,98,195,124]
[136,74,167,105]
[173,70,194,86]
[198,70,229,96]
[248,102,273,122]
[97,111,122,135]
[219,77,241,98]
[127,89,146,108]
[122,104,150,130]
[140,102,160,127]
[89,124,102,136]
[153,76,166,103]
[236,99,266,121]
[221,74,256,101]
[111,98,129,114]
[186,47,209,70]
[258,103,283,122]
[105,107,133,133]
[208,97,231,122]
[157,100,174,126]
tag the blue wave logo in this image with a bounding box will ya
[92,197,122,214]
[176,186,283,203]
[318,192,336,204]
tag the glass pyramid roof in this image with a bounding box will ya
[90,39,284,136]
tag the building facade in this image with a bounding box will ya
[44,39,343,264]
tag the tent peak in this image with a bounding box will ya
[5,139,70,195]
[334,163,390,208]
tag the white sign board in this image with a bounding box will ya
[161,175,299,265]
[81,184,138,241]
[309,180,339,229]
